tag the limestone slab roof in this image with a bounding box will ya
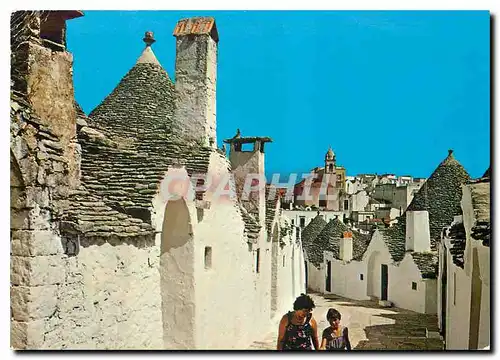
[448,221,466,269]
[405,150,470,249]
[301,214,327,248]
[377,150,469,277]
[379,219,407,262]
[61,186,156,240]
[82,41,212,222]
[265,186,281,235]
[238,203,261,243]
[410,252,439,278]
[467,178,491,247]
[10,93,156,241]
[88,59,176,141]
[310,218,370,266]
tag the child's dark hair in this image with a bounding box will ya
[326,308,341,321]
[293,293,315,311]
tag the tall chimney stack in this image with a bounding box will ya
[405,210,431,252]
[172,17,218,148]
[340,231,353,262]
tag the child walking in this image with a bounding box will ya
[320,308,351,350]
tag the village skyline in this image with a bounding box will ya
[66,10,490,180]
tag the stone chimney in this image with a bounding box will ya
[405,210,431,252]
[223,132,272,223]
[340,231,353,262]
[172,17,218,148]
[11,11,84,190]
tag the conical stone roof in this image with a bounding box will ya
[378,150,470,277]
[309,218,370,266]
[79,32,212,222]
[301,214,327,248]
[406,149,470,246]
[88,34,176,144]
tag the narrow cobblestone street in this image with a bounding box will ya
[248,293,444,350]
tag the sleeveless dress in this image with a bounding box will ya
[322,326,349,350]
[282,312,313,350]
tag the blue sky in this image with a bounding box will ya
[67,10,490,180]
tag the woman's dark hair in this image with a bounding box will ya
[326,308,341,321]
[293,293,315,311]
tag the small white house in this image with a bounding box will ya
[438,172,490,350]
[300,214,328,292]
[317,150,470,316]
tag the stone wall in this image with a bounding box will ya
[10,92,81,349]
[26,43,80,189]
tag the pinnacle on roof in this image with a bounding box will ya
[136,31,160,66]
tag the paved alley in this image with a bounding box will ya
[248,293,444,350]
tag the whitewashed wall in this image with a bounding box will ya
[388,254,427,313]
[362,230,392,300]
[275,236,306,318]
[62,241,163,350]
[445,256,471,350]
[424,279,438,314]
[323,253,370,300]
[306,262,325,293]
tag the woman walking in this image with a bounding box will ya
[276,294,320,351]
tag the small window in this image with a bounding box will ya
[360,274,364,281]
[412,282,417,290]
[204,247,212,269]
[344,199,349,210]
[299,217,306,228]
[256,249,260,273]
[291,219,294,225]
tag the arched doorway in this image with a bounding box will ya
[367,251,382,299]
[160,198,195,348]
